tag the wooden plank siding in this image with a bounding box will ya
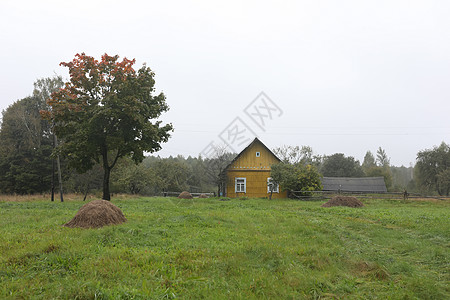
[224,138,287,198]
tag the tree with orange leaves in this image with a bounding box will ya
[42,53,173,200]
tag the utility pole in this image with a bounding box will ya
[51,146,55,202]
[53,134,64,202]
[52,126,63,202]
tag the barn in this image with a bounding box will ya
[222,138,288,198]
[321,177,387,193]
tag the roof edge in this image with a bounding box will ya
[225,137,281,171]
[322,176,386,180]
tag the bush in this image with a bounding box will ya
[271,163,322,195]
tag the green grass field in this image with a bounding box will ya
[0,196,448,299]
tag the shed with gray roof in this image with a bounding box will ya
[321,177,387,193]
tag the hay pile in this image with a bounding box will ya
[178,191,193,199]
[198,194,208,198]
[321,196,364,208]
[64,200,127,229]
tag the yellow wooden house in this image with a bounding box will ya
[223,138,287,198]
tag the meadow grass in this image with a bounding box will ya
[0,196,448,299]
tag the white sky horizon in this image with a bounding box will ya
[1,0,449,167]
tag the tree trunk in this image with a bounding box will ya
[51,132,55,202]
[56,154,63,202]
[54,134,63,202]
[51,157,55,202]
[102,150,111,201]
[83,182,90,201]
[102,164,111,201]
[101,150,120,201]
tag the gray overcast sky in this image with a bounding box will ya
[1,0,449,166]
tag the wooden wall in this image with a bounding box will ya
[226,170,287,198]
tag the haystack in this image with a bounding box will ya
[178,191,193,199]
[64,200,127,228]
[198,193,208,198]
[321,196,364,208]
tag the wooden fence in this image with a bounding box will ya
[160,190,447,201]
[289,190,449,201]
[161,192,216,197]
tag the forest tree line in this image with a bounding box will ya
[0,77,449,197]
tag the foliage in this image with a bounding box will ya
[0,76,64,194]
[415,142,450,195]
[151,157,191,193]
[361,148,394,191]
[364,165,393,190]
[42,53,173,200]
[376,147,391,167]
[33,76,65,111]
[0,146,53,194]
[320,153,364,177]
[391,165,414,192]
[437,169,450,195]
[110,158,155,195]
[273,145,321,166]
[0,197,448,299]
[185,156,211,193]
[362,151,376,172]
[0,96,50,152]
[65,164,103,198]
[109,155,217,196]
[203,145,235,196]
[271,162,322,195]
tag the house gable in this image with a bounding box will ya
[227,138,281,171]
[224,138,287,198]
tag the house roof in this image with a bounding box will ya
[321,177,387,193]
[225,137,281,170]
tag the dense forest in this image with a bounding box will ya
[0,77,448,197]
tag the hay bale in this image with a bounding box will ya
[64,200,127,229]
[198,193,208,198]
[321,196,364,208]
[178,191,193,199]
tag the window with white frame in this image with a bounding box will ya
[267,177,279,193]
[256,152,260,157]
[235,177,246,193]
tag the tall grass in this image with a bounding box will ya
[0,193,134,202]
[0,196,448,299]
